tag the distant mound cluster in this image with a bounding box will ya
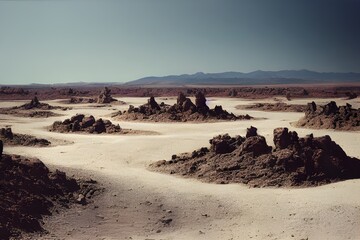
[113,92,252,122]
[0,96,67,118]
[296,101,360,131]
[50,114,121,134]
[151,127,360,187]
[0,127,51,147]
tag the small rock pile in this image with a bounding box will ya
[50,114,121,134]
[0,128,51,147]
[296,101,360,131]
[151,126,360,187]
[114,92,252,122]
[97,87,117,104]
[0,143,98,240]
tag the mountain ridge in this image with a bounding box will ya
[125,70,360,86]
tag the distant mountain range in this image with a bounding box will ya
[125,70,360,86]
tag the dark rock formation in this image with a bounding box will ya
[68,97,96,104]
[246,126,258,138]
[50,114,121,134]
[0,149,99,240]
[97,87,117,104]
[296,101,360,131]
[0,140,3,157]
[114,92,252,122]
[0,128,51,147]
[237,102,306,112]
[151,127,360,187]
[0,97,67,118]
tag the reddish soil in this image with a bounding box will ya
[1,85,359,100]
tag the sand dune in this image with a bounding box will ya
[1,97,359,240]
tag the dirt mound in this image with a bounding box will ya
[97,87,117,104]
[113,92,252,122]
[50,114,122,134]
[237,102,306,112]
[0,97,67,118]
[0,143,99,240]
[0,128,51,147]
[67,97,96,104]
[295,101,360,131]
[150,127,360,187]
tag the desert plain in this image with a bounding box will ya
[1,95,360,240]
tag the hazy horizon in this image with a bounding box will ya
[1,0,359,85]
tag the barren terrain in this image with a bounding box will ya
[1,96,360,240]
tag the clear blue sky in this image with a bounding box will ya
[0,0,359,84]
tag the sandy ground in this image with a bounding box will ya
[1,97,360,240]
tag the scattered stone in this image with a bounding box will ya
[150,127,360,187]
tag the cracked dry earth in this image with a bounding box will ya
[1,97,360,240]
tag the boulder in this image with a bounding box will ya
[93,119,106,133]
[82,116,96,128]
[246,126,258,138]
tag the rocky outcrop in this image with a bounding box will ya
[236,102,306,112]
[0,97,67,118]
[0,146,99,240]
[296,101,360,131]
[97,87,117,104]
[114,92,252,122]
[151,127,360,187]
[50,114,121,134]
[0,128,51,147]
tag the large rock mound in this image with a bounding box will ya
[151,127,360,187]
[113,92,252,122]
[296,101,360,131]
[50,114,121,134]
[0,142,99,240]
[0,128,51,147]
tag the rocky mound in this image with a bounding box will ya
[0,97,67,118]
[67,97,96,104]
[296,101,360,131]
[150,127,360,187]
[0,128,51,147]
[0,142,99,240]
[50,114,121,134]
[113,92,252,122]
[97,87,117,104]
[237,102,306,112]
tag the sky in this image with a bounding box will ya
[0,0,359,84]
